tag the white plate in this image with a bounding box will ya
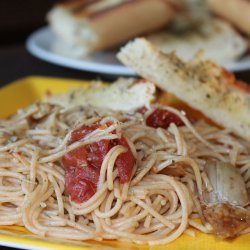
[26,27,250,75]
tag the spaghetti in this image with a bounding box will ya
[0,102,249,245]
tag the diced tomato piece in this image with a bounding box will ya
[63,123,112,203]
[69,123,99,144]
[115,138,135,183]
[65,165,98,203]
[62,146,88,168]
[62,122,135,203]
[146,109,184,129]
[86,140,110,170]
[63,146,99,203]
[62,140,110,203]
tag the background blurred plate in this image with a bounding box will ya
[26,27,250,75]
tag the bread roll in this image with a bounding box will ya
[207,0,250,35]
[48,0,177,55]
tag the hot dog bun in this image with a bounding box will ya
[48,0,177,56]
[207,0,250,35]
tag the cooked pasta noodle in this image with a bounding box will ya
[0,102,249,245]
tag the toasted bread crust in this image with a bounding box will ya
[46,78,156,111]
[118,38,250,139]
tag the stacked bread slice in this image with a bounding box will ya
[118,38,250,139]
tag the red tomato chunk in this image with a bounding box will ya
[64,165,99,203]
[68,123,99,144]
[62,123,135,203]
[113,138,135,183]
[140,108,184,129]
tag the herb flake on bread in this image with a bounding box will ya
[118,38,250,139]
[46,78,155,111]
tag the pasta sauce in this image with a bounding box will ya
[62,109,183,203]
[62,123,135,203]
[146,109,184,128]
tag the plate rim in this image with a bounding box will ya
[26,27,136,76]
[26,26,250,74]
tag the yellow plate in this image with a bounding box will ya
[0,76,249,250]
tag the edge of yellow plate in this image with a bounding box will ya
[0,76,97,118]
